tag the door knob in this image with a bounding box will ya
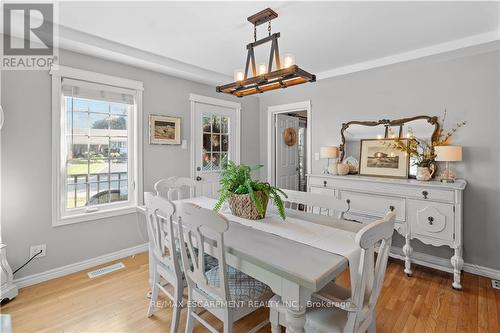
[428,216,434,225]
[196,176,202,181]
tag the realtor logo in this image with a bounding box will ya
[2,2,58,70]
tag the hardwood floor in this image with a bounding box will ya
[1,252,499,333]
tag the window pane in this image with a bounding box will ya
[64,95,131,212]
[202,152,211,171]
[211,134,221,151]
[212,116,221,133]
[221,135,228,152]
[212,153,221,170]
[109,115,127,131]
[203,115,212,132]
[203,133,211,152]
[89,113,110,136]
[221,117,229,133]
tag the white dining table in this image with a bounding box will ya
[138,197,364,333]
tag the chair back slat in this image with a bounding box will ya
[281,189,349,218]
[176,202,230,302]
[347,211,396,331]
[154,177,197,200]
[144,192,179,272]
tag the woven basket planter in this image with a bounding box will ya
[228,192,269,220]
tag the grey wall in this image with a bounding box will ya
[259,44,500,269]
[1,49,259,279]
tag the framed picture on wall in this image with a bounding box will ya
[359,138,409,178]
[149,115,181,144]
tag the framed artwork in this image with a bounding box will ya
[149,115,181,144]
[359,138,409,178]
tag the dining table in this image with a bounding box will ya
[138,196,365,333]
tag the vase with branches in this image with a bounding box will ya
[386,110,466,180]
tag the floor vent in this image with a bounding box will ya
[492,279,500,290]
[87,262,125,279]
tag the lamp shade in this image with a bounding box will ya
[320,146,339,159]
[434,146,462,162]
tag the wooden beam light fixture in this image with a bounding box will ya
[216,8,316,97]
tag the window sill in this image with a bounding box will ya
[53,205,138,227]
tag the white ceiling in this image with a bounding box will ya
[57,1,499,83]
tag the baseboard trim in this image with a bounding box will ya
[389,246,500,280]
[13,243,148,289]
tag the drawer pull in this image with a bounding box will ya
[323,180,327,187]
[428,216,434,225]
[389,205,395,212]
[422,191,429,199]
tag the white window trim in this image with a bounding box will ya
[50,65,143,227]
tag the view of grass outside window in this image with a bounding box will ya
[65,97,131,209]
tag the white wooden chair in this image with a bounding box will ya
[176,202,273,333]
[154,177,197,200]
[281,189,351,219]
[144,192,184,333]
[269,211,396,333]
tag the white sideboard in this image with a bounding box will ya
[307,174,467,289]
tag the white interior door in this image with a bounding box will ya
[275,114,299,190]
[192,98,240,198]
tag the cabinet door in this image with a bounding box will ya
[408,199,454,243]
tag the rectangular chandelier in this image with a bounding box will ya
[216,8,316,97]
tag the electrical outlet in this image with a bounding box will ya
[492,279,500,290]
[314,152,320,161]
[30,244,46,258]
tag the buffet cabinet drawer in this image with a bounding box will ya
[405,187,455,202]
[407,199,454,242]
[309,186,336,196]
[338,190,405,222]
[308,176,334,189]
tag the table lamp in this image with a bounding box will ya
[435,146,462,183]
[320,146,339,174]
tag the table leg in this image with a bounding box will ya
[281,280,311,333]
[285,308,306,333]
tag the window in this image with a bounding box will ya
[51,67,143,226]
[202,114,230,171]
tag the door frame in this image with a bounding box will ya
[189,94,241,180]
[267,100,312,187]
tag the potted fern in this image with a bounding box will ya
[213,160,287,220]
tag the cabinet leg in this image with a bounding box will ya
[451,246,464,290]
[402,234,413,276]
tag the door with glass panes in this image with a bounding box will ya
[192,97,240,198]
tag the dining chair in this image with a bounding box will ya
[154,177,196,200]
[176,202,273,333]
[144,192,184,333]
[269,211,396,333]
[281,189,351,219]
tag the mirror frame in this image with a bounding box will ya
[339,115,440,161]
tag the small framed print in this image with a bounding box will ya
[359,138,409,179]
[149,115,181,145]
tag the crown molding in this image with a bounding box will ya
[56,26,499,88]
[57,25,232,86]
[317,31,500,80]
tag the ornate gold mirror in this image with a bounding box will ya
[340,115,440,177]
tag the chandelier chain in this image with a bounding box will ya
[254,24,257,42]
[268,21,271,36]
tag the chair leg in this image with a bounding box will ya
[170,283,183,333]
[222,311,233,333]
[270,307,281,333]
[185,306,195,333]
[147,270,160,317]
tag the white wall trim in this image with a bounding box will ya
[189,93,241,109]
[50,66,143,226]
[390,246,500,280]
[50,65,144,91]
[317,31,500,80]
[267,101,312,186]
[13,243,148,289]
